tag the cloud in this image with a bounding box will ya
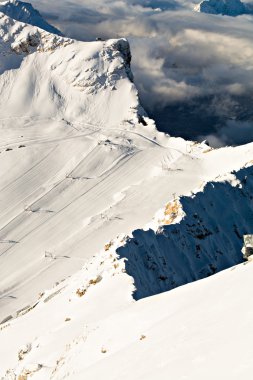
[200,119,253,147]
[30,0,253,146]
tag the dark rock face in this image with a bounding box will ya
[117,165,253,300]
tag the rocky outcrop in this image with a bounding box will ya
[116,165,253,299]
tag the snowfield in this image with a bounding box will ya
[1,220,253,379]
[0,1,253,379]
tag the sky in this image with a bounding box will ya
[29,0,253,146]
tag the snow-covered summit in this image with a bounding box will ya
[0,12,143,127]
[0,0,62,34]
[194,0,251,16]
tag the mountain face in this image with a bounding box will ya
[194,0,251,16]
[0,12,139,124]
[117,165,253,299]
[0,0,62,34]
[1,2,253,379]
[0,10,156,322]
[1,163,253,379]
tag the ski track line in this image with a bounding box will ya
[0,145,57,193]
[0,155,141,299]
[0,124,188,255]
[0,146,64,224]
[0,151,139,258]
[0,143,101,240]
[0,259,59,306]
[0,146,188,304]
[0,129,99,150]
[71,120,190,155]
[69,147,139,180]
[1,116,189,155]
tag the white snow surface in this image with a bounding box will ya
[1,214,253,379]
[1,5,253,379]
[0,0,61,34]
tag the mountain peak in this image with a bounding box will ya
[194,0,250,16]
[0,0,62,34]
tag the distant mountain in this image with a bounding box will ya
[0,0,62,34]
[194,0,252,16]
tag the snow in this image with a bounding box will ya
[1,3,253,379]
[195,0,251,16]
[1,219,253,379]
[0,0,62,34]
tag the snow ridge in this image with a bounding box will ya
[0,12,140,126]
[0,0,62,34]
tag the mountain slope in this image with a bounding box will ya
[0,13,138,124]
[49,258,253,380]
[117,164,253,299]
[1,164,253,379]
[1,9,253,324]
[0,0,62,34]
[1,5,253,379]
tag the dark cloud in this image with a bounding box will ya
[30,0,253,146]
[201,119,253,147]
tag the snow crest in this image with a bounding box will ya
[0,0,62,34]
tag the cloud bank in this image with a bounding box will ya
[29,0,253,146]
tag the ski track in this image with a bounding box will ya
[1,128,253,321]
[0,131,187,319]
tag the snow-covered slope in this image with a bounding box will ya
[0,13,138,124]
[0,0,61,34]
[1,3,253,379]
[43,259,253,380]
[0,11,159,320]
[0,6,253,322]
[1,164,253,378]
[194,0,251,16]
